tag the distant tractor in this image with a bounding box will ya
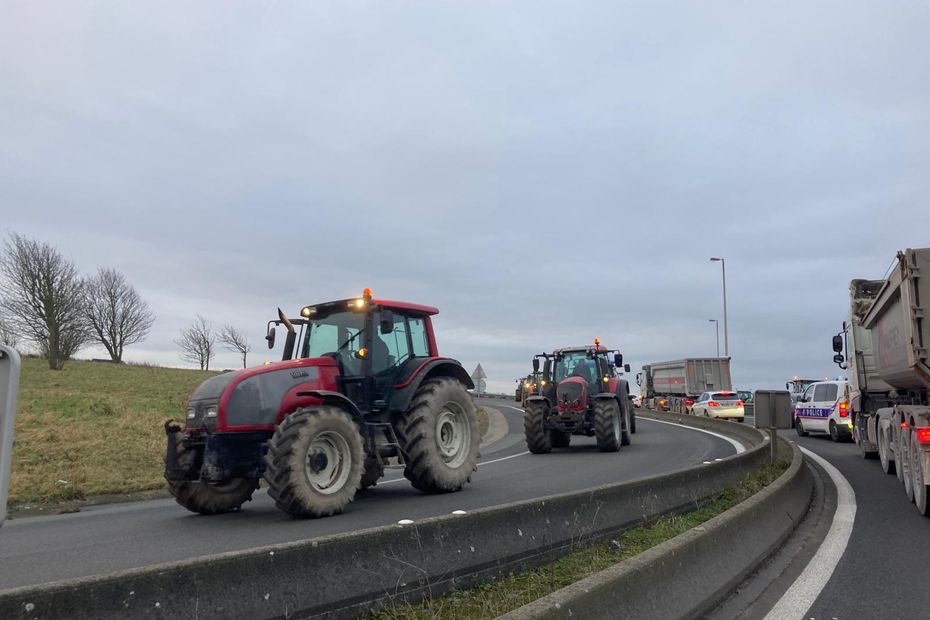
[523,340,634,453]
[164,289,480,518]
[515,372,544,408]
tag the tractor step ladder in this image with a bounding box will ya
[368,421,406,470]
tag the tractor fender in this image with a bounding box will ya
[388,358,475,412]
[294,390,366,426]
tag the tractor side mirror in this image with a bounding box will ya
[614,353,623,367]
[624,363,631,373]
[379,310,394,335]
[635,373,642,386]
[265,326,276,349]
[532,358,540,373]
[832,335,843,353]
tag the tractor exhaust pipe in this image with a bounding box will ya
[278,308,297,361]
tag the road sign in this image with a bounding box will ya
[0,344,21,527]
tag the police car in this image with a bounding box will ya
[794,380,852,442]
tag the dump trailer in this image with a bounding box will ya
[637,358,732,413]
[834,247,930,516]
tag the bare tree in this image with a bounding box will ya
[0,233,89,369]
[85,268,155,362]
[176,315,215,371]
[219,325,251,368]
[0,315,19,349]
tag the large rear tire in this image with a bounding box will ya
[525,400,552,454]
[358,452,385,491]
[264,407,364,518]
[396,377,480,493]
[550,430,571,448]
[620,401,632,446]
[879,426,896,475]
[910,433,930,517]
[900,428,915,503]
[167,440,259,515]
[594,399,621,453]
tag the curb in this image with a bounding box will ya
[498,438,812,620]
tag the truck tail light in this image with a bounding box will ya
[917,428,930,443]
[708,401,720,407]
[838,401,849,418]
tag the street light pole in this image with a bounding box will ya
[710,257,729,357]
[708,319,719,357]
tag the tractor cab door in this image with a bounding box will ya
[369,311,431,412]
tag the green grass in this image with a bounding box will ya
[475,407,489,438]
[372,462,788,620]
[9,357,217,505]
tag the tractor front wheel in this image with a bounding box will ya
[358,452,385,491]
[397,378,480,493]
[264,407,364,518]
[166,441,259,515]
[594,399,622,452]
[524,401,552,454]
[550,430,571,448]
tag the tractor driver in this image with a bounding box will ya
[571,358,595,386]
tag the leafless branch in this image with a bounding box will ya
[175,314,215,371]
[85,267,155,362]
[0,233,89,369]
[219,324,251,368]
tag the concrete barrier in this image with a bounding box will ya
[0,414,771,619]
[499,439,811,620]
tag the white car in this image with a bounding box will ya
[691,391,745,422]
[794,380,852,442]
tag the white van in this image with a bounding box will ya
[794,380,852,441]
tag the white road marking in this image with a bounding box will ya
[378,451,533,484]
[639,417,746,454]
[762,447,857,620]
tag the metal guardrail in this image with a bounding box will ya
[0,344,22,527]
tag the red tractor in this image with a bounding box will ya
[524,339,634,453]
[164,289,480,518]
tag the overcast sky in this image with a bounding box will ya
[2,1,928,393]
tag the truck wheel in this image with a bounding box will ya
[358,452,385,491]
[264,407,364,518]
[397,377,480,493]
[594,399,621,452]
[879,427,895,475]
[631,411,637,434]
[900,429,915,503]
[550,430,571,448]
[895,425,906,484]
[795,417,808,436]
[910,433,930,516]
[167,441,259,515]
[525,401,552,454]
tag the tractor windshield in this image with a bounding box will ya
[554,352,597,383]
[301,310,367,359]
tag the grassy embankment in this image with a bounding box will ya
[9,357,489,507]
[373,462,788,620]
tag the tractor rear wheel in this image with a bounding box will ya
[594,399,621,452]
[166,440,259,515]
[358,452,385,491]
[524,401,552,454]
[620,402,632,446]
[550,430,571,448]
[397,377,480,493]
[264,407,364,518]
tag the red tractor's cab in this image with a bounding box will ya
[524,339,634,454]
[166,289,479,519]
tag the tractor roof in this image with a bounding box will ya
[373,298,439,316]
[552,344,609,354]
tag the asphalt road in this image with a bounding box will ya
[0,400,736,591]
[785,429,930,620]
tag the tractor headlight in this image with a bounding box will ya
[186,408,196,420]
[205,406,218,418]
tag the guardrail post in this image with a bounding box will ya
[0,344,22,527]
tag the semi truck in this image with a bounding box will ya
[636,358,732,414]
[833,247,930,515]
